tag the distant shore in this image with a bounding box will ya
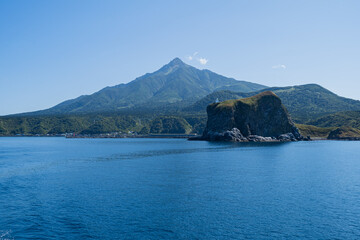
[0,133,198,139]
[66,134,197,139]
[2,134,359,141]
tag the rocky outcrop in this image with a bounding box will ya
[327,127,360,140]
[190,91,307,142]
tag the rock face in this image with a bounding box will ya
[327,127,360,140]
[191,91,306,142]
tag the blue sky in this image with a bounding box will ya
[1,0,359,115]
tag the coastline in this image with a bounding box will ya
[0,134,198,139]
[2,135,358,141]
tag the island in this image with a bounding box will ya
[190,91,309,142]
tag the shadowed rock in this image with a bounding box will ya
[190,91,308,142]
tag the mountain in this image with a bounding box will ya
[308,111,360,129]
[22,58,266,116]
[5,58,360,136]
[185,84,360,122]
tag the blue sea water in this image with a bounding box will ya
[0,137,360,239]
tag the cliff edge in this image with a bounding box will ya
[191,91,307,142]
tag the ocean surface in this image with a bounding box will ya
[0,137,360,239]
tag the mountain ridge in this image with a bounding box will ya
[185,84,360,122]
[16,58,266,116]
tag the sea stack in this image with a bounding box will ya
[192,91,306,142]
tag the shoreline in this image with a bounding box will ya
[0,134,198,139]
[2,135,358,141]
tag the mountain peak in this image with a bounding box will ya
[158,57,187,74]
[168,57,185,66]
[20,57,267,116]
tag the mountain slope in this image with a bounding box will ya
[24,58,266,116]
[308,111,360,129]
[185,84,360,122]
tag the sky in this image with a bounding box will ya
[1,0,359,115]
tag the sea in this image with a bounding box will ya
[0,137,359,239]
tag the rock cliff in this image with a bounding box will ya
[191,91,306,142]
[327,127,360,140]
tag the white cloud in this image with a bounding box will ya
[272,64,286,69]
[187,52,199,61]
[198,58,208,65]
[186,52,209,65]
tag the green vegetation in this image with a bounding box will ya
[269,85,360,122]
[26,58,265,116]
[296,124,335,138]
[6,57,359,137]
[183,116,207,134]
[308,111,360,129]
[214,91,276,109]
[3,86,359,137]
[2,63,360,137]
[238,91,275,107]
[294,124,360,139]
[149,116,192,134]
[183,90,244,112]
[186,84,360,123]
[214,99,238,109]
[0,114,206,136]
[327,127,360,139]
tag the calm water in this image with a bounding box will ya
[0,137,360,239]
